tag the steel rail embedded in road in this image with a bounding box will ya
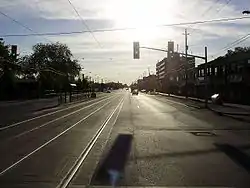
[57,97,125,188]
[0,95,113,131]
[0,96,121,176]
[11,95,118,139]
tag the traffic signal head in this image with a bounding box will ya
[133,42,140,59]
[11,45,17,58]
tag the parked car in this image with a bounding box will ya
[211,93,223,105]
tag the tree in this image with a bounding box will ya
[21,42,81,93]
[224,47,250,58]
[18,55,37,79]
[0,40,19,99]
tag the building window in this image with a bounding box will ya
[222,65,225,74]
[215,67,218,75]
[201,69,204,76]
[206,67,211,75]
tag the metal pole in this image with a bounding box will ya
[204,46,208,108]
[185,29,188,98]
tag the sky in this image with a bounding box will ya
[0,0,250,84]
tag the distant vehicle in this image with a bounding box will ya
[141,89,146,92]
[106,90,111,93]
[132,89,138,95]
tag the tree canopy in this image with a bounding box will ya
[0,41,19,99]
[225,47,250,58]
[21,42,81,77]
[20,42,81,91]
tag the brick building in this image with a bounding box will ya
[156,41,195,95]
[196,52,250,104]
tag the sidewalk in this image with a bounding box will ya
[156,92,250,123]
[208,104,250,123]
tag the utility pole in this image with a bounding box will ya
[204,46,208,108]
[183,29,189,98]
[148,67,151,76]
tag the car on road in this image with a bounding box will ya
[132,89,138,95]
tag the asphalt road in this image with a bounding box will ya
[0,92,108,127]
[0,91,250,188]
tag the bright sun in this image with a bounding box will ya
[104,0,178,41]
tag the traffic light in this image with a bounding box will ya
[133,42,140,59]
[11,45,17,58]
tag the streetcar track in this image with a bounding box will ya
[0,95,113,131]
[0,96,122,176]
[11,95,118,139]
[57,97,125,188]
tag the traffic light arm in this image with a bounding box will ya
[140,46,206,60]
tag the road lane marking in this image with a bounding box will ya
[0,95,114,131]
[57,96,125,188]
[12,95,119,139]
[0,96,122,176]
[137,105,140,108]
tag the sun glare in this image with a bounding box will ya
[105,0,179,41]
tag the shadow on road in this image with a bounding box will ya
[132,144,250,162]
[215,143,250,174]
[91,134,133,186]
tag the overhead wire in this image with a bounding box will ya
[1,16,250,37]
[188,0,232,47]
[212,33,250,58]
[66,0,102,48]
[0,9,53,43]
[200,0,221,17]
[216,0,232,14]
[220,34,250,51]
[188,0,221,32]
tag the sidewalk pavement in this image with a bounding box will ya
[156,92,250,123]
[208,103,250,123]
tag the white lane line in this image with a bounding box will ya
[137,105,140,108]
[57,96,125,188]
[0,96,119,176]
[0,95,112,131]
[12,96,118,139]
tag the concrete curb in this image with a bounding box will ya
[208,106,250,116]
[208,106,250,123]
[156,92,250,116]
